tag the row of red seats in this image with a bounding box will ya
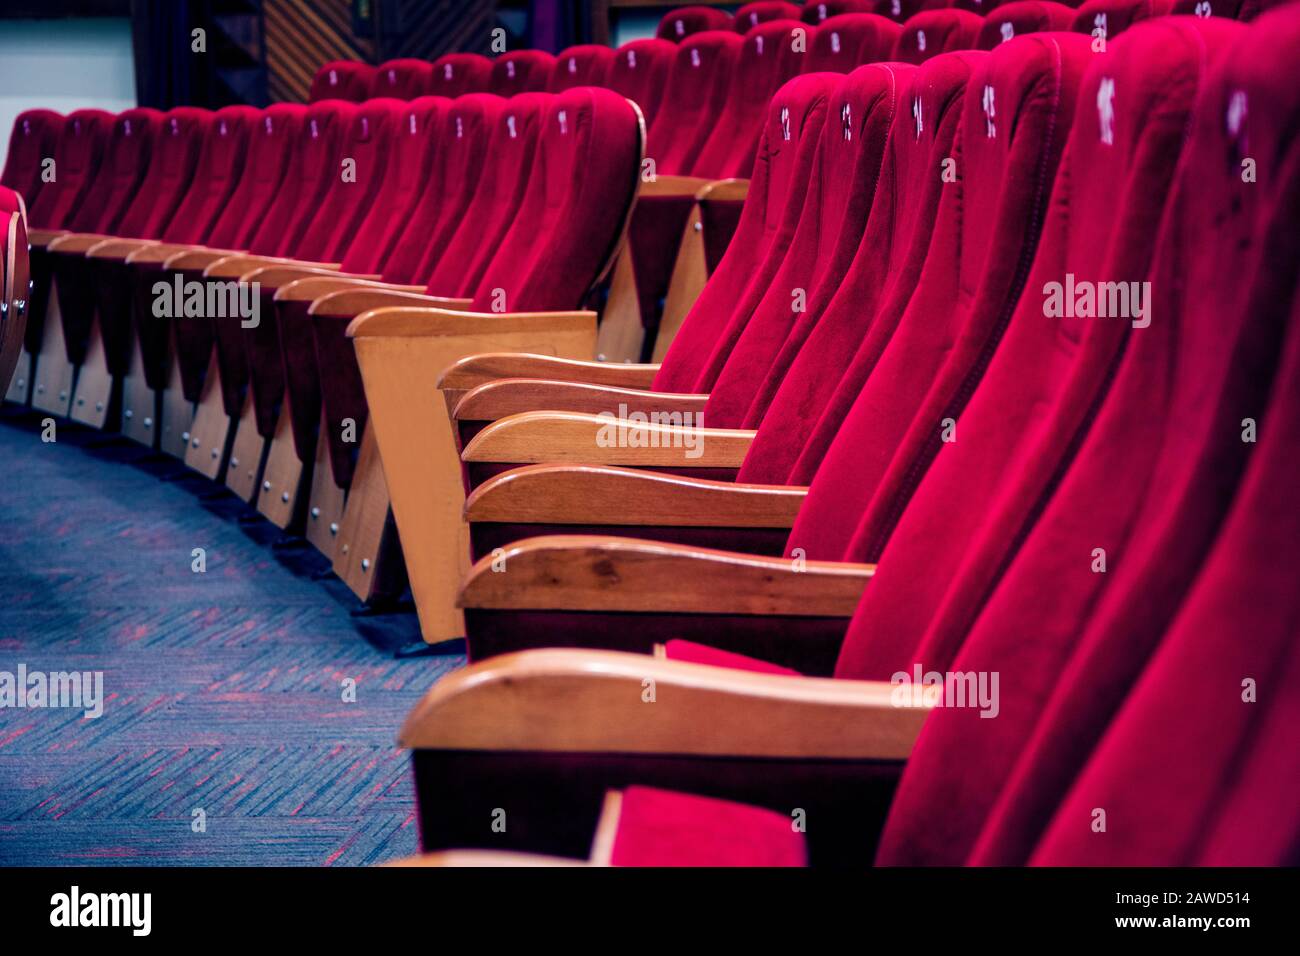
[0,88,644,604]
[343,8,1300,865]
[660,0,1276,38]
[301,2,1287,356]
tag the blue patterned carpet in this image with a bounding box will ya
[0,408,462,865]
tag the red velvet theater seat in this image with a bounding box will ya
[19,110,113,413]
[734,1,804,31]
[450,36,1091,665]
[891,8,984,62]
[442,74,839,472]
[60,108,161,239]
[429,52,493,96]
[337,88,648,641]
[1,109,62,211]
[488,50,557,97]
[368,58,435,99]
[395,14,1298,865]
[308,60,376,102]
[644,31,744,179]
[1071,0,1175,44]
[26,109,113,233]
[691,19,807,181]
[803,13,903,72]
[269,96,513,494]
[611,31,743,350]
[1030,297,1300,864]
[604,39,676,129]
[657,5,735,40]
[873,0,958,25]
[173,100,407,467]
[976,0,1078,47]
[549,44,616,92]
[33,108,161,412]
[802,0,877,22]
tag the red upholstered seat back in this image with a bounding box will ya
[834,13,1236,689]
[467,87,641,313]
[654,74,837,391]
[692,20,808,178]
[309,61,375,102]
[802,0,876,22]
[382,93,502,285]
[735,2,804,30]
[1033,305,1300,867]
[732,47,987,451]
[368,58,434,99]
[784,40,1085,522]
[549,45,616,91]
[1,109,62,211]
[159,105,257,245]
[657,5,734,39]
[875,0,956,24]
[110,108,208,241]
[27,109,112,230]
[645,31,744,177]
[847,16,1251,865]
[422,94,548,297]
[65,108,161,235]
[805,13,903,71]
[954,8,1300,866]
[247,101,353,258]
[429,53,493,97]
[339,97,449,276]
[1071,0,1175,43]
[293,99,404,264]
[206,104,303,252]
[488,50,556,96]
[700,64,920,426]
[892,9,983,62]
[605,39,676,128]
[978,0,1078,47]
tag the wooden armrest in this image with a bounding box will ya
[384,851,587,867]
[309,288,471,318]
[46,232,110,254]
[459,534,872,616]
[28,228,68,248]
[347,307,596,339]
[203,254,341,279]
[453,379,707,421]
[162,248,243,271]
[274,275,424,304]
[124,242,216,265]
[440,353,660,392]
[466,464,806,528]
[697,178,749,202]
[461,411,753,469]
[400,648,928,760]
[640,174,713,197]
[85,237,158,260]
[240,264,382,290]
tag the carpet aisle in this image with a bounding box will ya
[0,409,461,865]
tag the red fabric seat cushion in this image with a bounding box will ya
[610,786,807,866]
[664,639,802,675]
